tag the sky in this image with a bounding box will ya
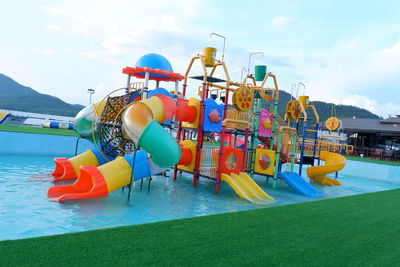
[1,0,399,117]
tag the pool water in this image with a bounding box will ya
[1,155,399,241]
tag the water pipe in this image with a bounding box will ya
[247,52,263,75]
[210,32,226,62]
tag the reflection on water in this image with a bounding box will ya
[1,155,399,241]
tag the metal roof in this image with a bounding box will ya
[189,76,227,83]
[340,117,400,135]
[0,109,74,121]
[380,116,400,124]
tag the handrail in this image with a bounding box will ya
[222,118,250,128]
[307,104,320,124]
[279,126,297,134]
[320,134,341,139]
[183,55,208,85]
[299,101,307,122]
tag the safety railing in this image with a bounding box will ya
[199,144,219,178]
[225,108,253,130]
[296,138,354,156]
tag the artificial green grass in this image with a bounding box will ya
[345,155,400,166]
[0,124,78,136]
[2,189,400,266]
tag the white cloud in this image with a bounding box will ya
[42,5,65,14]
[380,102,400,117]
[27,0,213,105]
[295,38,400,117]
[271,16,293,27]
[342,95,379,114]
[32,48,56,55]
[50,0,208,65]
[342,94,400,117]
[47,25,64,33]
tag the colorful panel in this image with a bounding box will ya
[254,148,276,176]
[203,98,223,133]
[220,147,243,175]
[178,140,196,172]
[258,108,273,137]
[181,98,200,129]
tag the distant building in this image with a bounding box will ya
[0,109,74,127]
[339,115,400,160]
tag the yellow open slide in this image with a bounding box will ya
[307,151,346,186]
[221,172,274,204]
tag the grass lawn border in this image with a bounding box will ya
[1,188,400,266]
[0,124,78,136]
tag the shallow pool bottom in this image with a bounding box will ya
[1,155,399,241]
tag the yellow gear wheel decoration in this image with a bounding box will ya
[232,87,254,111]
[286,100,302,121]
[326,117,340,131]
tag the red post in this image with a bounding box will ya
[215,88,230,193]
[182,129,186,141]
[173,121,182,181]
[182,84,187,96]
[242,127,249,172]
[216,125,226,193]
[192,83,207,186]
[173,84,187,181]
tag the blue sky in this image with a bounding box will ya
[1,0,399,117]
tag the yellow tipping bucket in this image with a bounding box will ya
[203,47,217,67]
[298,95,309,108]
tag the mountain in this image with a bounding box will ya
[262,90,380,124]
[0,74,84,117]
[0,73,380,121]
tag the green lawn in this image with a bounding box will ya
[2,189,400,266]
[345,155,400,166]
[0,124,78,136]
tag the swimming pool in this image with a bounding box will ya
[1,154,399,241]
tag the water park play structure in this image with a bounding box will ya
[47,48,353,204]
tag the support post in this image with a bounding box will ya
[143,72,150,99]
[173,84,187,181]
[127,148,138,202]
[312,123,319,166]
[273,131,283,188]
[242,127,249,171]
[269,99,279,150]
[291,133,297,172]
[192,83,207,187]
[125,74,131,94]
[299,121,307,176]
[74,137,81,156]
[250,97,261,174]
[216,126,226,193]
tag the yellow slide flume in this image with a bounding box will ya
[221,172,273,204]
[307,151,346,186]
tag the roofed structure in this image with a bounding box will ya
[338,116,400,160]
[340,117,400,136]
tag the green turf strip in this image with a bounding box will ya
[345,155,400,166]
[0,124,78,136]
[2,189,400,266]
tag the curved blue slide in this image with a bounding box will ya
[278,171,322,197]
